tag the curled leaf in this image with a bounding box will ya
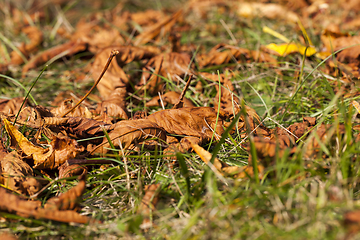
[192,143,264,179]
[1,151,42,195]
[134,9,183,45]
[10,26,43,65]
[45,173,86,211]
[22,40,87,74]
[33,136,84,170]
[91,119,166,154]
[138,183,161,228]
[146,91,195,108]
[264,43,317,57]
[3,118,54,165]
[0,178,92,224]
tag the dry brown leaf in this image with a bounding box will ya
[10,26,43,65]
[0,97,26,115]
[200,72,240,115]
[85,29,124,54]
[44,173,86,211]
[91,119,166,154]
[192,143,264,179]
[147,107,226,143]
[131,9,165,27]
[0,181,92,224]
[0,63,8,74]
[92,45,159,100]
[115,45,160,67]
[250,117,345,167]
[59,117,113,139]
[1,151,42,195]
[134,9,183,45]
[12,8,45,27]
[3,118,54,164]
[138,52,194,96]
[164,136,202,155]
[302,123,345,158]
[51,99,93,119]
[237,2,299,23]
[0,232,18,240]
[320,24,349,54]
[33,135,84,170]
[198,43,278,68]
[22,40,87,74]
[146,91,195,108]
[138,183,161,228]
[192,143,227,171]
[58,162,87,179]
[3,118,83,170]
[319,26,360,77]
[91,47,129,101]
[339,0,360,12]
[95,88,129,121]
[344,210,360,237]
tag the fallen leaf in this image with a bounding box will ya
[22,40,87,74]
[3,118,83,170]
[44,173,86,211]
[147,107,226,142]
[198,43,278,68]
[58,162,87,179]
[91,119,166,155]
[138,52,194,96]
[95,88,129,121]
[0,97,26,115]
[33,135,84,169]
[138,183,161,228]
[264,43,317,57]
[344,210,360,238]
[250,117,345,167]
[352,101,360,114]
[1,151,42,195]
[3,118,54,165]
[200,72,241,115]
[237,2,299,23]
[192,143,264,179]
[0,180,92,224]
[146,91,195,108]
[91,47,129,100]
[0,232,18,240]
[51,99,93,119]
[134,9,183,45]
[10,26,43,65]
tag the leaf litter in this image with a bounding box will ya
[1,0,360,238]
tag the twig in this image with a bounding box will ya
[173,75,192,109]
[61,50,119,117]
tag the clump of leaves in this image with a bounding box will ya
[2,0,360,239]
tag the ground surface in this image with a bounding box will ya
[1,0,360,239]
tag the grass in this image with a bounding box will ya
[1,0,360,239]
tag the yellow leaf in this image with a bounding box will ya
[315,51,332,60]
[352,101,360,115]
[3,118,53,165]
[264,43,317,57]
[191,143,223,170]
[191,143,264,179]
[263,26,316,57]
[263,26,290,43]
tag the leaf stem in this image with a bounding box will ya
[61,50,119,117]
